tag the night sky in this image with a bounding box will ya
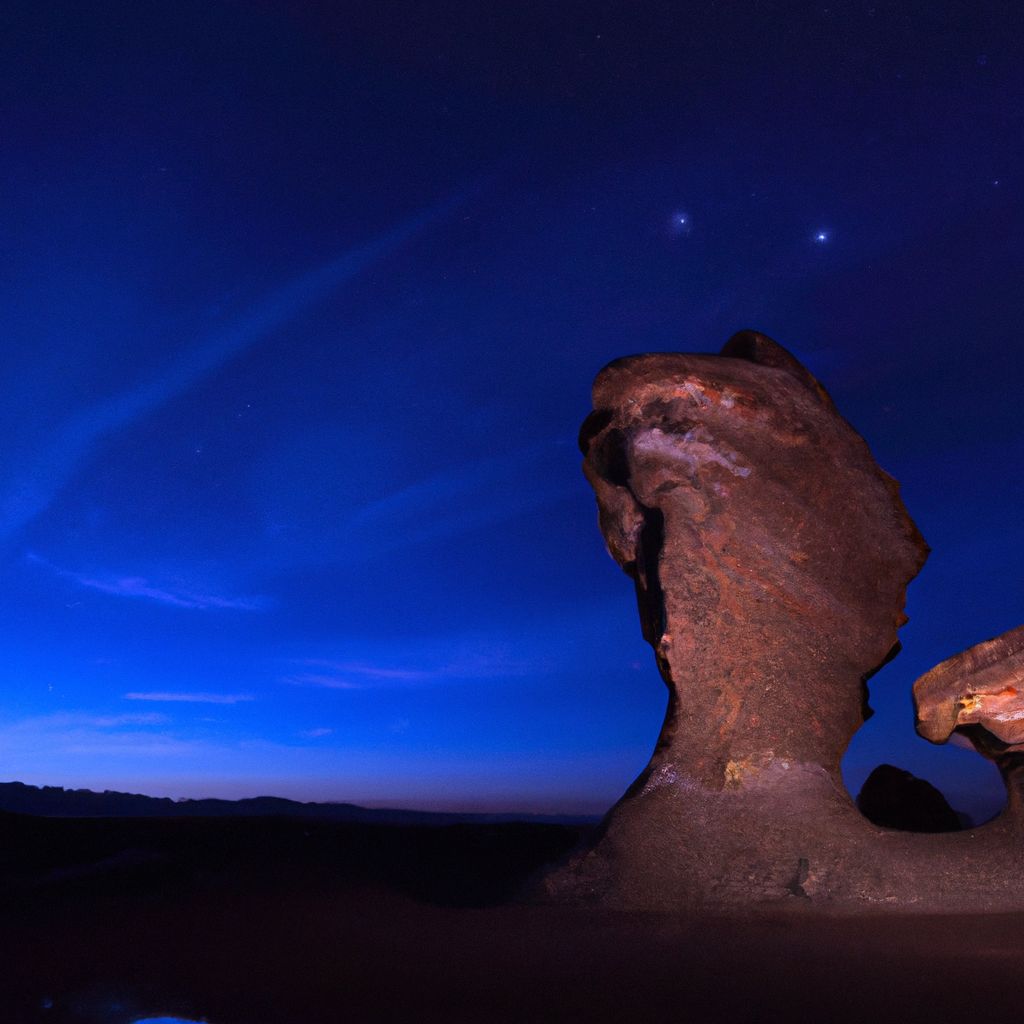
[2,1,1021,819]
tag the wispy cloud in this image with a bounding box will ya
[0,195,462,543]
[27,552,268,611]
[315,662,431,681]
[124,691,255,705]
[343,443,577,556]
[25,711,169,729]
[280,600,654,694]
[282,639,556,691]
[283,673,364,691]
[0,710,229,771]
[301,727,334,738]
[0,709,201,764]
[295,661,435,685]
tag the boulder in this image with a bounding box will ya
[855,764,962,833]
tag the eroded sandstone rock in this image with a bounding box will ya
[543,330,1024,912]
[914,624,1024,756]
[580,332,927,787]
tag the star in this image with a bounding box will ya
[669,211,692,236]
[814,231,829,243]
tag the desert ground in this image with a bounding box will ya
[1,809,1021,1023]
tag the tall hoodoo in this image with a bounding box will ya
[545,331,1023,910]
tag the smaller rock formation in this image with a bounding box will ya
[913,624,1024,805]
[914,625,1024,755]
[855,764,962,833]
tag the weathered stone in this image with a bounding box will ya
[914,624,1024,756]
[856,764,962,833]
[913,624,1024,822]
[543,330,1024,911]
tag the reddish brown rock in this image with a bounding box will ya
[543,330,1024,911]
[913,625,1024,814]
[914,624,1024,754]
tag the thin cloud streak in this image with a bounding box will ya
[27,552,267,611]
[124,691,255,705]
[302,660,435,681]
[19,711,169,729]
[343,442,577,557]
[282,673,364,691]
[0,194,463,543]
[282,639,559,691]
[0,710,198,763]
[280,600,650,695]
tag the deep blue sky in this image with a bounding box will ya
[2,1,1021,817]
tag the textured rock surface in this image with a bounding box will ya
[543,330,1024,912]
[914,624,1024,756]
[856,764,962,833]
[913,624,1024,821]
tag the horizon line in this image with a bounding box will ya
[0,777,609,819]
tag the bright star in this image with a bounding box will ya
[814,231,829,243]
[670,211,692,236]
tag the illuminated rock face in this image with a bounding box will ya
[914,625,1024,754]
[544,331,1024,911]
[913,624,1024,807]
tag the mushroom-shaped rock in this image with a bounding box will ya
[542,331,1024,911]
[578,333,927,784]
[914,624,1024,757]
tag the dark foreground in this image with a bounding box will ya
[2,809,1021,1024]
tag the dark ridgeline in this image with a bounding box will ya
[0,780,598,826]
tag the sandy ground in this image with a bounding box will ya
[1,812,1020,1023]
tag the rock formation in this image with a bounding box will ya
[914,624,1024,807]
[855,764,962,833]
[543,330,1024,911]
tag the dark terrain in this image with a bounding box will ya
[3,802,1024,1023]
[0,781,598,826]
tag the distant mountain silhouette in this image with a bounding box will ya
[0,781,599,826]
